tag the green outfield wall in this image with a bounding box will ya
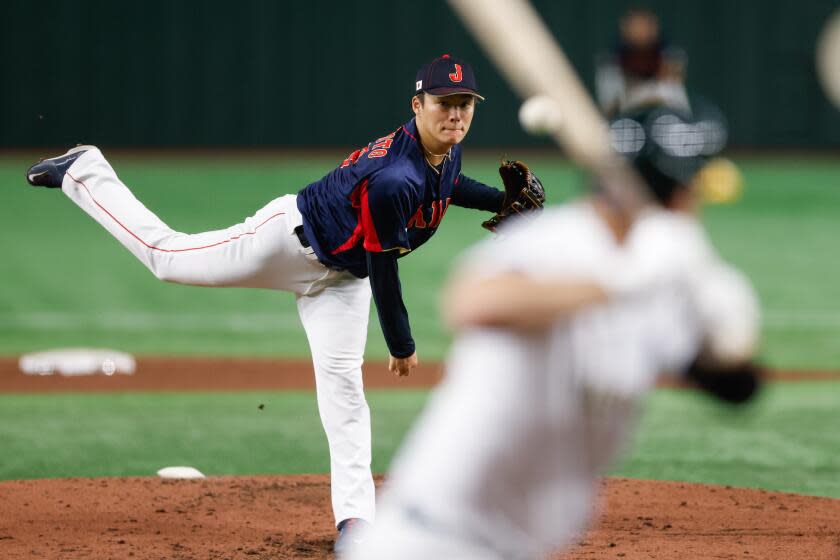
[3,0,839,148]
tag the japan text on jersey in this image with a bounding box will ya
[297,118,461,277]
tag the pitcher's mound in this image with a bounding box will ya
[2,475,839,559]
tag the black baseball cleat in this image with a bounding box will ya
[26,145,95,188]
[333,517,369,555]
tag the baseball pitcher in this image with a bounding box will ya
[23,55,543,552]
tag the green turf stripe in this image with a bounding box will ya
[3,156,840,367]
[1,383,838,498]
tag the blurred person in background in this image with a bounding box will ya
[595,8,691,117]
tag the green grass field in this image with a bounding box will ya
[3,153,544,359]
[3,153,840,368]
[2,153,839,496]
[1,382,838,498]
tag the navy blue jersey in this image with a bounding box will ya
[295,117,503,358]
[297,119,465,278]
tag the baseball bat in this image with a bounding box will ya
[448,0,651,218]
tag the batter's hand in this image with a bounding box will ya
[389,353,418,377]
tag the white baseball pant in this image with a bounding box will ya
[60,148,375,525]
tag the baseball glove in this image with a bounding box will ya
[482,160,546,232]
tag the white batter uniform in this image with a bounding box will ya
[60,148,375,524]
[344,202,756,559]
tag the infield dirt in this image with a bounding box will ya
[2,475,839,559]
[2,356,837,393]
[2,357,839,559]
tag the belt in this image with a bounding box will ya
[294,225,311,248]
[295,225,348,274]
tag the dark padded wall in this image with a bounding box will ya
[3,0,838,147]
